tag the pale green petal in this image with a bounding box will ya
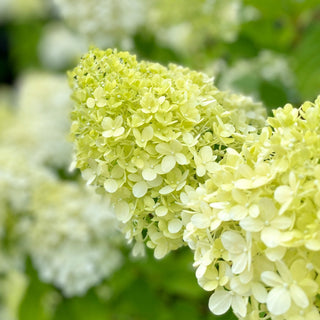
[86,97,95,108]
[161,155,176,173]
[221,231,246,254]
[208,288,232,315]
[175,152,188,165]
[251,282,267,303]
[115,200,131,223]
[155,206,168,217]
[266,287,291,315]
[290,284,309,309]
[261,271,283,287]
[240,216,264,232]
[261,227,281,248]
[274,186,293,204]
[132,181,148,198]
[104,179,118,193]
[142,168,157,181]
[168,219,183,233]
[159,185,175,195]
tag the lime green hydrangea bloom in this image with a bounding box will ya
[183,97,320,319]
[69,48,266,258]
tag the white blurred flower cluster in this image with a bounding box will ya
[217,51,297,102]
[148,0,242,53]
[28,180,122,296]
[0,71,123,315]
[52,0,146,49]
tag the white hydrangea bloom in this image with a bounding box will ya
[149,0,242,53]
[38,22,87,70]
[52,0,146,48]
[218,50,297,101]
[27,180,123,297]
[5,72,73,169]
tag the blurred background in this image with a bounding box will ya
[0,0,320,319]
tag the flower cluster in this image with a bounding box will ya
[0,75,124,302]
[182,97,320,319]
[27,179,122,296]
[148,0,242,53]
[69,48,266,258]
[52,0,146,49]
[5,72,73,169]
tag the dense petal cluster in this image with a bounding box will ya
[182,97,320,319]
[5,72,73,169]
[0,76,123,301]
[52,0,146,48]
[148,0,242,52]
[27,180,122,296]
[69,48,266,258]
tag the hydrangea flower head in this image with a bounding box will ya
[183,96,320,319]
[27,179,123,297]
[69,48,266,258]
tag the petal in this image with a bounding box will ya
[229,205,247,220]
[221,231,246,254]
[161,155,176,173]
[142,126,154,140]
[86,97,95,108]
[104,179,118,193]
[113,127,125,137]
[154,240,168,259]
[200,146,213,162]
[266,287,291,315]
[191,214,211,229]
[196,165,206,177]
[168,219,183,233]
[175,153,188,165]
[232,253,248,274]
[240,217,264,232]
[115,201,131,223]
[142,168,157,181]
[261,271,283,287]
[251,282,268,303]
[274,186,293,204]
[290,284,309,309]
[261,227,281,248]
[159,185,175,195]
[155,143,171,155]
[208,288,232,315]
[155,206,168,217]
[231,294,247,318]
[132,181,148,198]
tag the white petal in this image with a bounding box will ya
[266,287,291,315]
[231,294,248,318]
[290,284,309,309]
[261,271,283,287]
[265,246,286,261]
[221,231,246,254]
[274,186,293,204]
[208,288,232,315]
[168,219,183,233]
[191,214,210,229]
[132,181,148,198]
[161,155,176,173]
[232,253,248,274]
[251,282,268,303]
[240,217,264,232]
[261,227,281,248]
